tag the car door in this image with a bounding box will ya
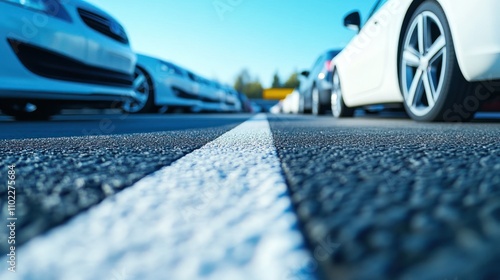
[167,64,196,99]
[187,72,201,99]
[338,0,392,99]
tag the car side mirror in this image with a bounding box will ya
[300,71,310,77]
[344,11,361,33]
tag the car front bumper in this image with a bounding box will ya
[0,1,137,105]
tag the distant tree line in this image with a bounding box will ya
[272,71,300,89]
[234,69,300,99]
[234,69,263,99]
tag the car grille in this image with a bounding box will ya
[78,8,129,45]
[9,39,134,88]
[172,87,199,100]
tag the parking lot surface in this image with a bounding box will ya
[1,113,500,280]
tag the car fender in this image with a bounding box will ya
[436,0,500,82]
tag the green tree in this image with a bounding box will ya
[244,81,263,99]
[234,69,263,99]
[234,69,251,93]
[271,72,282,88]
[283,72,300,89]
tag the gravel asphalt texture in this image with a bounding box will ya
[269,115,500,280]
[2,114,314,280]
[2,112,500,280]
[0,117,244,254]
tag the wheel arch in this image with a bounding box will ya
[397,0,466,91]
[434,0,476,82]
[134,64,157,105]
[311,81,317,95]
[330,65,350,107]
[396,0,427,98]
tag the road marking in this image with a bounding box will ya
[3,114,314,280]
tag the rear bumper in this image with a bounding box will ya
[459,52,500,82]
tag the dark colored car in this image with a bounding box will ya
[298,49,341,115]
[237,92,253,113]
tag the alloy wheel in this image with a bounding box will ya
[331,71,342,118]
[123,68,150,113]
[312,87,320,115]
[401,11,447,117]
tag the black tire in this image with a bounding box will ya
[122,66,156,114]
[399,1,476,122]
[298,94,305,114]
[331,69,354,118]
[312,86,326,116]
[301,92,312,114]
[1,103,59,121]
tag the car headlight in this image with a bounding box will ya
[1,0,71,22]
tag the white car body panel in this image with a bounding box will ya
[75,1,136,73]
[334,0,500,108]
[0,0,137,102]
[136,54,201,108]
[214,87,228,111]
[439,0,500,81]
[282,90,300,114]
[198,81,224,111]
[282,96,291,114]
[222,88,243,112]
[137,54,238,112]
[334,0,408,107]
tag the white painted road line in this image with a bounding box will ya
[2,114,315,280]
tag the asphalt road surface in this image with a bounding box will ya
[1,112,500,280]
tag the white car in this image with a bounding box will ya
[197,78,225,112]
[283,89,300,114]
[332,0,500,122]
[219,86,242,113]
[282,95,292,114]
[229,88,243,113]
[222,85,243,113]
[123,54,202,113]
[0,0,137,120]
[270,102,283,114]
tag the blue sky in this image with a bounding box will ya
[86,0,377,87]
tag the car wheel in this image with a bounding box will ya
[399,1,475,122]
[1,103,59,121]
[312,86,326,116]
[122,67,155,114]
[298,94,305,114]
[331,70,354,118]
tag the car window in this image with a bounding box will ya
[311,54,325,75]
[326,50,341,60]
[187,72,197,81]
[311,55,323,71]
